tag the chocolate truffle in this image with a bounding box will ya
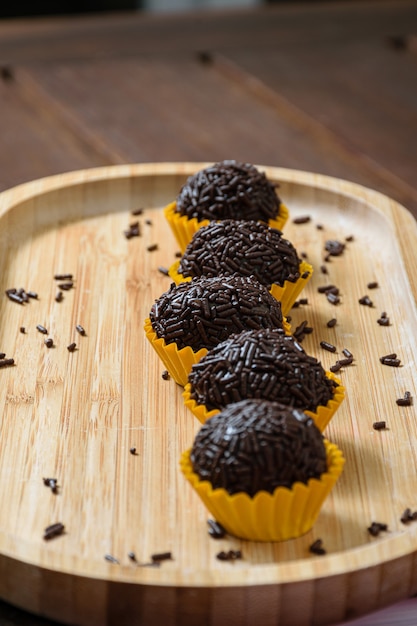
[149,275,284,352]
[177,219,301,288]
[190,399,327,496]
[188,328,336,412]
[175,160,282,222]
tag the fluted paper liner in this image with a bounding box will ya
[183,370,345,432]
[144,317,207,387]
[269,259,313,315]
[168,258,313,317]
[179,439,345,542]
[145,308,293,387]
[163,200,290,254]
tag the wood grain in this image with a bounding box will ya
[0,163,417,625]
[0,1,416,221]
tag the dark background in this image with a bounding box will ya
[0,1,140,18]
[0,0,365,20]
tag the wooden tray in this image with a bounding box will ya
[0,163,417,626]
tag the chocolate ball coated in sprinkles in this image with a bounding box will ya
[188,328,336,413]
[175,160,282,222]
[190,399,327,496]
[177,219,301,288]
[149,275,284,352]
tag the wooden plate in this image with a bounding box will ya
[0,163,417,626]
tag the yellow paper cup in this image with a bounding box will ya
[164,200,290,254]
[180,439,345,542]
[304,371,345,432]
[144,317,207,387]
[270,259,313,316]
[183,370,345,431]
[168,259,312,318]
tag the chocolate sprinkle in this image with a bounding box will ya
[151,552,172,563]
[317,285,340,296]
[0,358,14,368]
[150,275,284,352]
[207,519,227,539]
[67,342,77,352]
[76,324,86,336]
[380,354,401,367]
[400,508,417,524]
[44,337,54,348]
[189,328,336,413]
[359,295,373,307]
[330,355,354,373]
[58,282,74,291]
[161,370,170,380]
[104,554,120,564]
[54,273,73,280]
[293,320,313,342]
[43,522,65,540]
[147,243,158,252]
[124,221,140,239]
[293,215,311,224]
[216,550,242,561]
[367,522,388,537]
[190,399,327,496]
[36,325,48,334]
[6,287,38,304]
[327,318,337,328]
[309,539,326,555]
[320,341,337,353]
[337,357,354,367]
[43,477,58,494]
[177,219,301,288]
[326,292,340,305]
[325,240,345,256]
[396,391,413,407]
[373,421,387,430]
[175,160,282,222]
[6,291,24,304]
[330,363,342,373]
[367,281,379,289]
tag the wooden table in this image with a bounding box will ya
[0,2,416,624]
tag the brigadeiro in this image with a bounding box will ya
[169,219,312,315]
[163,160,289,252]
[144,275,290,386]
[180,399,345,541]
[183,327,345,431]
